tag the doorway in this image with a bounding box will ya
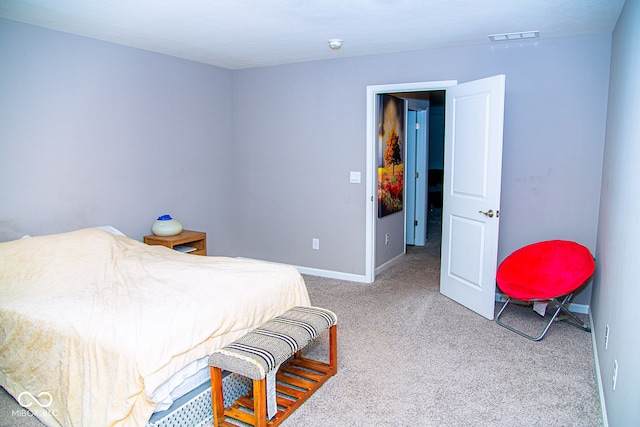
[366,75,506,320]
[365,81,456,283]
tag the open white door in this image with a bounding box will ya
[440,75,505,320]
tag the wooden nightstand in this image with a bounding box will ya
[143,230,207,256]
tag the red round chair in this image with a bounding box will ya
[495,240,595,341]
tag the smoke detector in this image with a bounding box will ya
[328,39,343,50]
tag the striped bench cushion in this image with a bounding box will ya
[208,306,337,380]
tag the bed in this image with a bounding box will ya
[0,227,310,426]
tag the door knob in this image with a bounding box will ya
[479,209,494,218]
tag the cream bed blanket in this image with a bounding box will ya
[0,228,310,426]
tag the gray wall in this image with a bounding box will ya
[592,0,640,424]
[232,34,610,304]
[1,19,610,305]
[231,61,368,273]
[0,19,236,254]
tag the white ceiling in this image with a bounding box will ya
[0,0,625,70]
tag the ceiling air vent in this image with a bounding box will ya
[489,31,539,42]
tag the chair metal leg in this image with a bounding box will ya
[495,293,590,341]
[555,300,591,333]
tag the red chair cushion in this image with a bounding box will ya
[496,240,595,301]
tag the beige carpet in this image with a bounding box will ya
[0,217,602,427]
[285,222,602,426]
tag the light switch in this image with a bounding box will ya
[350,171,361,184]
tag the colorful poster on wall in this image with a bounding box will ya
[377,94,405,217]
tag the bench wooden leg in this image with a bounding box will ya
[253,378,267,427]
[329,325,338,375]
[210,367,225,427]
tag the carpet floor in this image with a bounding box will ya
[285,221,602,426]
[0,217,602,427]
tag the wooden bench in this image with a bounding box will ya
[208,306,338,427]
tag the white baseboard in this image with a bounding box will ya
[236,257,369,283]
[374,252,405,277]
[296,251,406,283]
[294,265,369,283]
[590,311,609,427]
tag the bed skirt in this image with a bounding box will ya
[147,372,251,427]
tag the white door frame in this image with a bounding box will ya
[365,80,457,283]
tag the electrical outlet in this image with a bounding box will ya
[612,360,618,391]
[312,238,320,250]
[385,234,390,245]
[604,325,610,350]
